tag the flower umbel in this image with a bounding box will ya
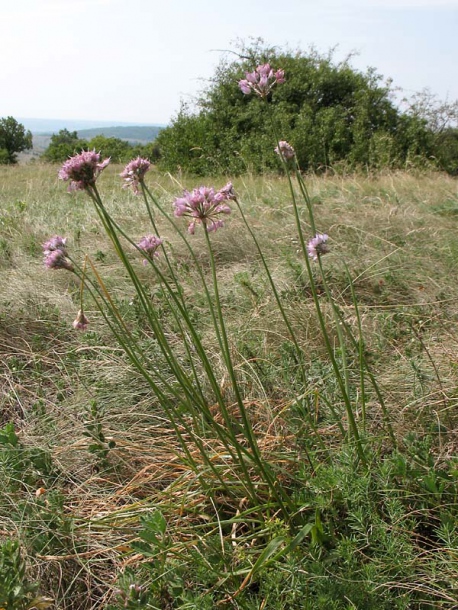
[239,64,285,98]
[137,234,163,264]
[218,181,237,201]
[173,184,233,234]
[72,309,89,331]
[120,157,151,195]
[275,141,295,161]
[43,235,74,271]
[307,234,330,261]
[43,235,68,254]
[59,150,110,192]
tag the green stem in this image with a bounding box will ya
[203,228,294,516]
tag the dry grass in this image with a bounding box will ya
[1,164,458,607]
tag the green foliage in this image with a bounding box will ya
[42,129,161,164]
[129,140,161,162]
[117,441,458,608]
[0,117,32,164]
[83,399,116,465]
[0,540,40,610]
[42,129,137,163]
[155,103,216,175]
[0,148,9,163]
[41,128,88,162]
[156,41,434,174]
[0,422,55,492]
[87,135,132,163]
[433,128,458,175]
[405,88,458,173]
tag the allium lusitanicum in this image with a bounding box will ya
[72,309,89,331]
[307,234,330,261]
[42,235,68,254]
[120,157,151,195]
[239,64,285,98]
[42,235,73,271]
[173,183,234,234]
[59,150,110,192]
[274,140,295,161]
[137,234,163,264]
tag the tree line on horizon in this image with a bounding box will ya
[2,41,457,174]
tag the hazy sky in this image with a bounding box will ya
[1,0,457,125]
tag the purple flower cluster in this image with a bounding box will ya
[173,183,235,234]
[59,150,110,192]
[274,140,296,161]
[137,234,163,264]
[307,234,330,261]
[120,157,151,195]
[239,64,285,98]
[42,235,74,271]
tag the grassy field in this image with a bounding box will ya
[0,162,457,609]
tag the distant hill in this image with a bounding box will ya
[18,117,166,134]
[76,125,162,143]
[21,123,164,160]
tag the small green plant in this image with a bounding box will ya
[83,399,116,466]
[0,423,55,493]
[0,539,50,610]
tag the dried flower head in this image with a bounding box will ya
[173,185,232,234]
[307,234,330,261]
[275,140,295,161]
[120,157,151,194]
[73,309,89,330]
[137,234,163,263]
[239,64,285,98]
[59,150,110,192]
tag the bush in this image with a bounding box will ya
[42,131,161,165]
[41,129,88,162]
[433,128,458,175]
[86,135,133,163]
[156,41,434,175]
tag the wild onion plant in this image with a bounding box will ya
[44,64,396,537]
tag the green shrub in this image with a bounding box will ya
[156,41,434,175]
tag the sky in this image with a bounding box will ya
[1,0,457,126]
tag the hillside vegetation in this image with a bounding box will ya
[0,160,457,608]
[1,41,458,610]
[155,41,458,176]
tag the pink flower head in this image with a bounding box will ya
[73,309,89,331]
[43,249,73,271]
[42,235,73,271]
[218,182,237,201]
[307,234,330,261]
[274,141,296,161]
[42,235,68,256]
[274,69,285,84]
[137,234,163,263]
[120,157,151,195]
[173,185,232,234]
[238,63,285,98]
[59,150,110,192]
